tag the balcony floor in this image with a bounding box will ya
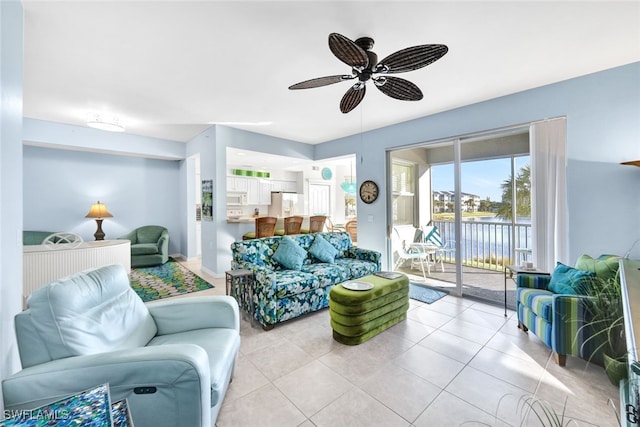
[397,261,517,312]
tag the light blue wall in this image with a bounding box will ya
[0,0,23,406]
[316,62,640,265]
[23,146,183,254]
[186,125,315,275]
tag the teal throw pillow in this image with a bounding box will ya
[548,262,596,295]
[309,235,339,263]
[574,254,620,281]
[272,237,307,270]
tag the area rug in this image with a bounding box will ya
[409,282,448,304]
[130,259,214,302]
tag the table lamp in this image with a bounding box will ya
[85,201,113,241]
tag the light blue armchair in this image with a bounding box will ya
[2,264,240,427]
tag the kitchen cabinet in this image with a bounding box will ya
[246,179,272,205]
[227,176,248,192]
[259,181,272,204]
[271,180,298,193]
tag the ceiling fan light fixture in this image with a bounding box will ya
[86,113,125,132]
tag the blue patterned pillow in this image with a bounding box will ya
[309,235,338,263]
[272,236,307,270]
[548,262,596,295]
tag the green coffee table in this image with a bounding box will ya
[329,273,409,345]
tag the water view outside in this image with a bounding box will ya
[434,218,531,270]
[432,156,531,270]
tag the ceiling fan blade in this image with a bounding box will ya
[288,75,353,90]
[340,84,366,113]
[377,44,448,74]
[329,33,369,69]
[374,76,423,101]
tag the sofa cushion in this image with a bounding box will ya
[518,288,554,323]
[575,254,619,281]
[309,235,339,263]
[27,264,157,359]
[273,270,319,298]
[131,243,160,255]
[272,237,307,270]
[548,262,595,295]
[300,263,351,287]
[23,231,55,245]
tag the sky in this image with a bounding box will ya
[432,157,529,202]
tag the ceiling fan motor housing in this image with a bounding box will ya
[358,51,378,82]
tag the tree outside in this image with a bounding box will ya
[496,164,530,220]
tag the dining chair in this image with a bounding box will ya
[308,216,327,233]
[242,217,277,240]
[283,216,303,235]
[345,219,357,243]
[325,217,345,232]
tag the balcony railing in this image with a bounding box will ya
[433,219,532,271]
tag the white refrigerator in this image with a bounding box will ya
[268,192,301,217]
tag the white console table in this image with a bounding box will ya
[23,239,131,304]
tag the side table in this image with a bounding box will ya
[225,269,255,321]
[504,265,549,317]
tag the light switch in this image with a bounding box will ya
[368,215,374,223]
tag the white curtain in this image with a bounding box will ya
[530,117,568,271]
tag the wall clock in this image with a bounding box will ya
[321,167,332,180]
[359,180,379,204]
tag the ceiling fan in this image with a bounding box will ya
[288,33,448,113]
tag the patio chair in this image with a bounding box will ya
[422,225,455,269]
[392,227,429,279]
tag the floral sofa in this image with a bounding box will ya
[230,231,381,329]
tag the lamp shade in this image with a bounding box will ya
[340,182,357,195]
[85,201,113,219]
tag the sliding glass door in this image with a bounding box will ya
[388,126,531,306]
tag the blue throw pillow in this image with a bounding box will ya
[309,235,339,263]
[548,262,596,295]
[272,237,307,270]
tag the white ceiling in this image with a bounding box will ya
[21,1,640,145]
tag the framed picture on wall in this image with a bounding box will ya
[201,179,213,221]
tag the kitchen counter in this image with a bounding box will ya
[227,217,256,224]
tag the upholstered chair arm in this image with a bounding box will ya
[118,229,137,243]
[228,261,277,327]
[147,295,239,335]
[347,247,382,269]
[157,229,169,253]
[552,294,594,359]
[516,273,552,290]
[2,344,211,427]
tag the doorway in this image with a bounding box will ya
[388,126,532,307]
[308,182,331,216]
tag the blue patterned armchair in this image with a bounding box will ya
[516,255,619,366]
[231,231,381,329]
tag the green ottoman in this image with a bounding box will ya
[329,274,409,345]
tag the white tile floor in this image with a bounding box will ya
[177,259,620,427]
